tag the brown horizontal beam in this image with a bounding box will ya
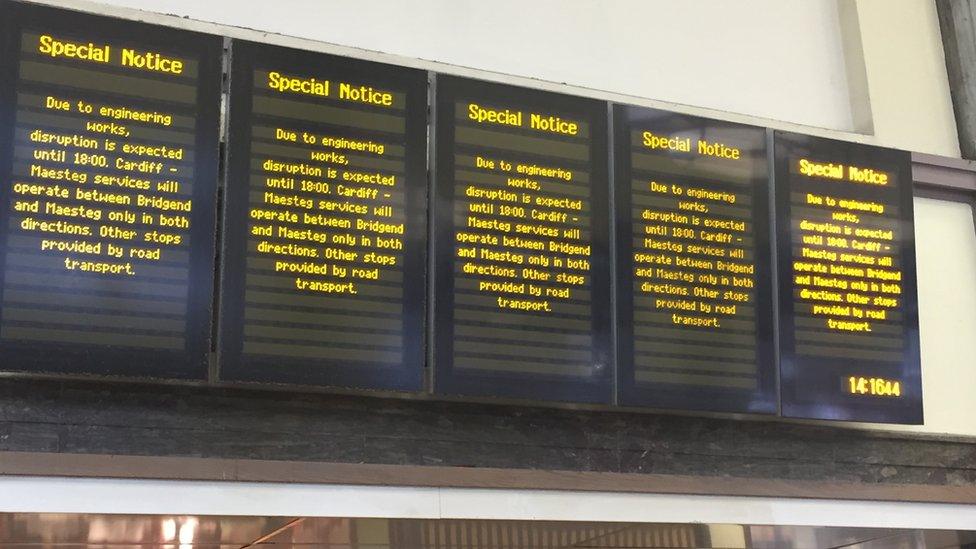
[913,151,976,192]
[1,451,974,505]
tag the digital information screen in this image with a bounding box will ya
[0,2,221,378]
[613,105,776,414]
[218,41,427,390]
[431,75,611,403]
[774,131,921,424]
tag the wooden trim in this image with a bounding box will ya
[1,451,974,505]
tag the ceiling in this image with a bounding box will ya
[1,514,975,549]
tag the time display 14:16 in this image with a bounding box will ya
[845,375,903,398]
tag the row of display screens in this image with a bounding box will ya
[0,2,922,424]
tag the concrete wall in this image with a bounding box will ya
[908,198,976,436]
[73,0,859,132]
[854,0,960,156]
[60,0,962,157]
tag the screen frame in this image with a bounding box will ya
[0,0,221,380]
[215,39,428,391]
[612,104,779,415]
[430,74,613,404]
[773,130,923,424]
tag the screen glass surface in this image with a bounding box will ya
[432,75,611,403]
[614,105,776,414]
[217,40,427,390]
[774,131,921,424]
[0,1,221,378]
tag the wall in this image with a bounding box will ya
[2,476,976,529]
[854,0,961,157]
[2,378,976,491]
[53,0,963,156]
[69,0,858,132]
[893,198,976,436]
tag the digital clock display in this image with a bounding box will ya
[845,376,903,398]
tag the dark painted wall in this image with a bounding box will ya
[1,378,974,487]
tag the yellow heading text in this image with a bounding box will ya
[37,34,185,75]
[641,131,740,160]
[467,103,580,136]
[797,158,889,186]
[266,72,394,107]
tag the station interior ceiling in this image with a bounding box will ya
[1,513,975,549]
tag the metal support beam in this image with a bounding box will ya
[937,0,976,159]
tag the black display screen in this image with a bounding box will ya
[217,40,427,390]
[774,131,922,424]
[431,75,611,403]
[0,1,221,379]
[613,105,776,413]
